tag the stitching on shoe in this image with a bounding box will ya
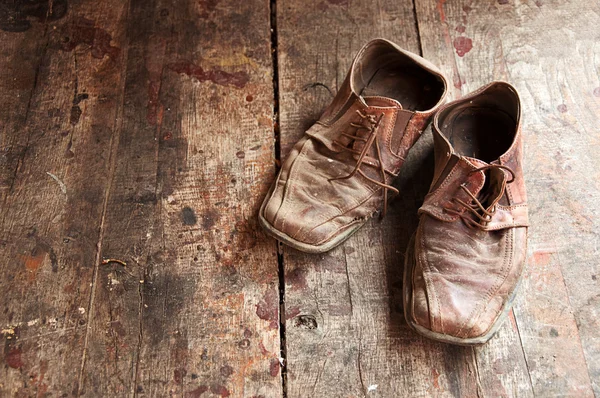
[457,227,513,338]
[276,139,313,233]
[302,189,380,245]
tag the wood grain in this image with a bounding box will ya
[414,0,599,396]
[0,0,281,396]
[77,0,281,396]
[0,0,598,396]
[0,0,130,395]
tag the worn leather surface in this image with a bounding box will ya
[261,39,448,249]
[408,82,529,339]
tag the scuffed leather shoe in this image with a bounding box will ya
[404,82,528,345]
[259,39,448,253]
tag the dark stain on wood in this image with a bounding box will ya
[286,267,307,291]
[5,347,24,369]
[70,93,89,125]
[173,368,187,384]
[269,358,280,377]
[220,364,234,378]
[167,61,249,88]
[198,0,220,18]
[181,206,197,225]
[186,385,208,398]
[210,384,230,397]
[255,289,278,330]
[0,0,68,32]
[453,36,473,57]
[202,208,219,229]
[59,17,120,60]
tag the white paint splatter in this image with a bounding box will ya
[367,384,378,392]
[46,172,67,194]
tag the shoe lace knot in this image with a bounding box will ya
[443,164,515,229]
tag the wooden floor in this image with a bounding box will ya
[0,0,598,396]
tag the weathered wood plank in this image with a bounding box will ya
[78,0,281,396]
[276,0,500,396]
[415,0,599,395]
[0,0,130,395]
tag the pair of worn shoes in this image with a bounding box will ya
[259,39,528,346]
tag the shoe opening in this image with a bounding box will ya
[351,40,446,112]
[436,82,520,163]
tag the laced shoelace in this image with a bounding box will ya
[329,109,399,217]
[443,164,516,228]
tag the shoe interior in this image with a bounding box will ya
[352,42,446,112]
[437,83,519,162]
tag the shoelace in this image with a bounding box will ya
[329,109,399,217]
[443,164,516,228]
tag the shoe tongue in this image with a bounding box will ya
[361,96,402,109]
[349,96,401,157]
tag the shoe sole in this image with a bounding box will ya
[258,184,366,254]
[402,232,524,346]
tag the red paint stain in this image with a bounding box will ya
[60,18,120,60]
[286,267,307,291]
[173,368,187,384]
[246,94,253,102]
[593,87,600,97]
[258,340,270,356]
[432,368,441,389]
[163,131,173,140]
[285,306,301,320]
[269,358,280,377]
[236,150,245,159]
[437,0,447,23]
[453,74,464,89]
[6,348,24,369]
[255,289,279,329]
[187,385,208,398]
[198,0,220,18]
[147,81,164,125]
[456,25,466,33]
[210,384,230,397]
[557,104,567,113]
[498,0,509,4]
[167,61,249,88]
[23,252,46,282]
[453,36,473,57]
[532,250,553,266]
[145,39,167,126]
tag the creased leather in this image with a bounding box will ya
[260,39,448,250]
[408,81,529,340]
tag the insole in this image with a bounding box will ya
[359,67,438,111]
[447,107,515,162]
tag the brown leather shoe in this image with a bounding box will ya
[403,82,528,345]
[259,39,448,253]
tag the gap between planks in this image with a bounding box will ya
[270,0,288,397]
